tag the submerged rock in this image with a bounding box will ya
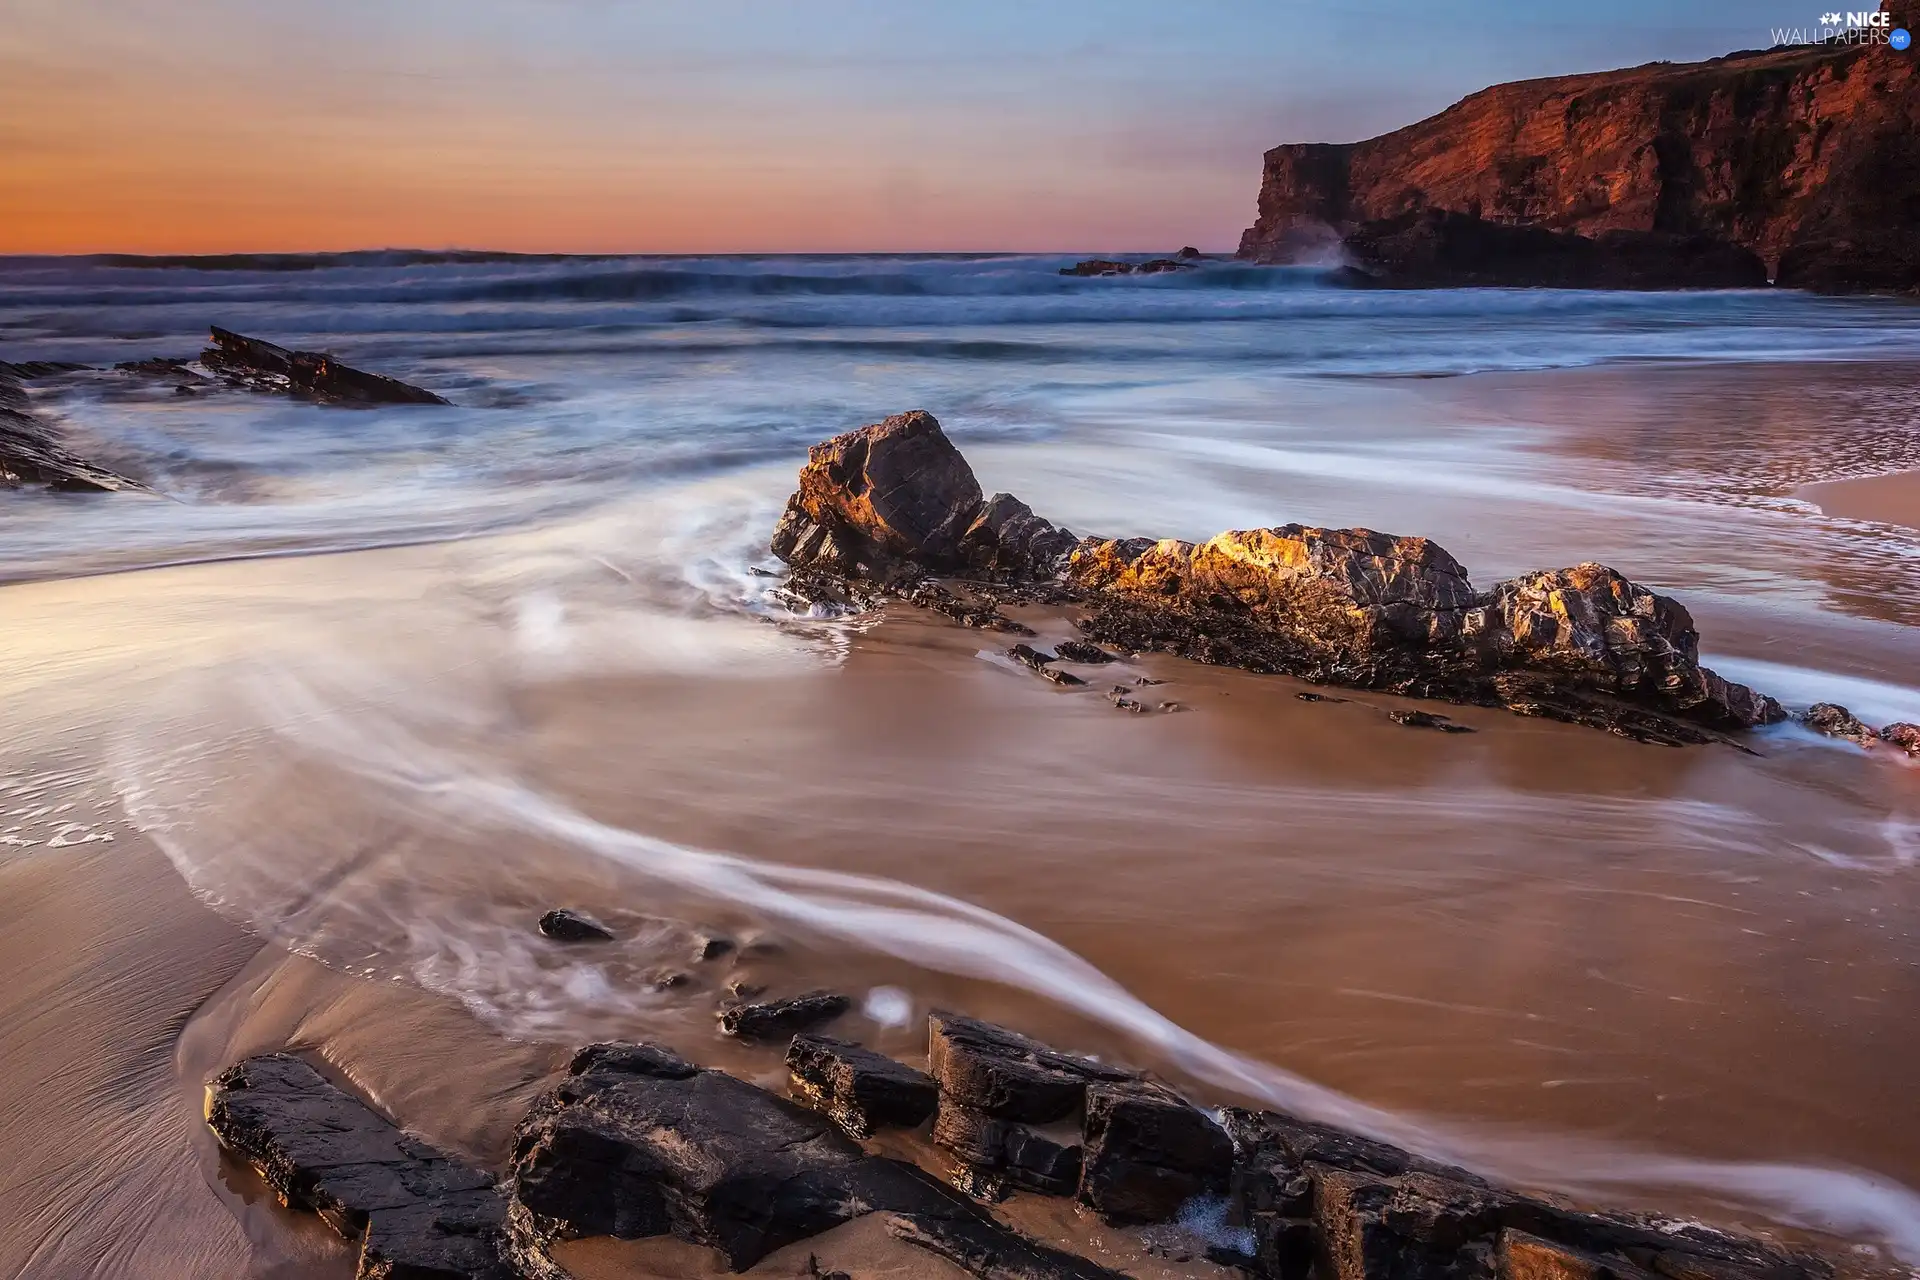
[1051,639,1115,664]
[719,990,852,1041]
[788,1034,939,1139]
[1059,259,1136,276]
[0,361,144,492]
[201,326,450,406]
[205,1054,511,1280]
[537,909,614,942]
[1390,709,1474,733]
[1801,703,1877,747]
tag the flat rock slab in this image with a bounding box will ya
[788,1034,939,1139]
[205,1053,511,1279]
[1078,1079,1232,1224]
[928,1012,1134,1125]
[508,1041,1125,1277]
[719,990,851,1041]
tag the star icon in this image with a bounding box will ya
[1821,11,1842,23]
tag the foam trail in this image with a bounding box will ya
[123,666,1920,1260]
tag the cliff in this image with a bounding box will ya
[1239,1,1920,292]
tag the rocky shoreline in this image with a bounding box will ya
[1,327,446,494]
[767,410,1785,747]
[208,1005,1835,1280]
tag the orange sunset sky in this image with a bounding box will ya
[3,0,1788,255]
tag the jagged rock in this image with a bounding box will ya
[1136,258,1198,274]
[1480,565,1783,730]
[934,1102,1084,1196]
[1177,247,1205,260]
[788,1035,939,1139]
[1008,643,1056,671]
[769,411,1073,587]
[205,1054,511,1280]
[200,326,450,405]
[927,1013,1133,1125]
[1040,668,1087,688]
[719,990,852,1041]
[1801,703,1877,746]
[1051,640,1114,664]
[1077,1080,1233,1225]
[769,421,1781,742]
[1060,259,1135,276]
[538,909,614,942]
[1500,1229,1656,1280]
[1390,709,1475,734]
[1881,723,1920,756]
[0,361,144,492]
[508,1042,1126,1277]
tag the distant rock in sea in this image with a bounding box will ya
[1237,0,1919,293]
[201,326,451,405]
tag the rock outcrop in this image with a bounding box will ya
[769,411,1076,586]
[1237,0,1920,293]
[205,1054,512,1279]
[201,326,451,405]
[0,361,144,492]
[212,1017,1835,1280]
[769,415,1783,742]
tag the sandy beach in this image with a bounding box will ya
[1798,469,1920,532]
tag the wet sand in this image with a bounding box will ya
[4,356,1920,1277]
[1798,470,1920,532]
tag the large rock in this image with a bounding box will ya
[1077,1080,1233,1224]
[506,1041,1126,1278]
[788,1034,939,1139]
[1235,6,1920,293]
[1333,211,1767,290]
[201,326,451,405]
[205,1053,511,1280]
[927,1012,1133,1126]
[769,411,1075,585]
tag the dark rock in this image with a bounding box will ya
[1390,709,1475,734]
[769,411,1073,586]
[0,361,144,492]
[509,1042,1125,1276]
[1040,667,1087,688]
[727,980,767,1001]
[1333,211,1767,290]
[926,1012,1133,1125]
[1007,643,1056,671]
[1297,692,1348,703]
[907,580,1036,634]
[719,990,852,1041]
[1136,258,1199,274]
[1801,702,1877,746]
[1177,247,1205,260]
[649,970,692,991]
[1051,640,1114,664]
[1060,259,1135,277]
[1077,1080,1233,1224]
[537,909,614,942]
[933,1102,1084,1196]
[788,1035,939,1139]
[693,931,737,961]
[1500,1229,1657,1280]
[205,1053,510,1280]
[1880,723,1920,756]
[202,326,450,405]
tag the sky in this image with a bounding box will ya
[0,0,1833,255]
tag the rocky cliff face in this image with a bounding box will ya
[1239,0,1920,291]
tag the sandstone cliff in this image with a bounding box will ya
[1238,1,1919,292]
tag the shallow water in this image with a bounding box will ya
[4,254,1920,1275]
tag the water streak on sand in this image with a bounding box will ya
[112,660,1920,1261]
